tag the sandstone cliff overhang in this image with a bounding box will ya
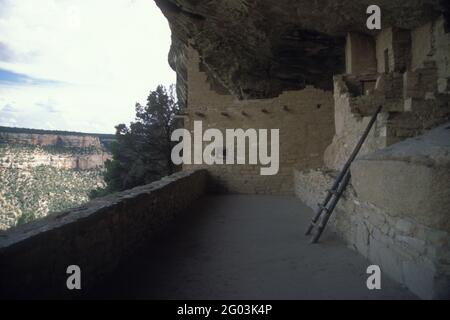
[155,0,449,103]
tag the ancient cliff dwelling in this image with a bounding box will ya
[1,0,450,301]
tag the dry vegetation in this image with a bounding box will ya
[0,144,106,230]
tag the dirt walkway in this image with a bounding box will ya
[90,195,416,299]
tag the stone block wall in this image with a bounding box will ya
[411,17,450,93]
[326,23,450,171]
[403,62,438,100]
[314,16,450,174]
[0,170,208,298]
[345,33,377,75]
[323,76,389,171]
[376,27,411,74]
[340,70,449,147]
[295,123,450,299]
[184,47,335,194]
[297,17,450,299]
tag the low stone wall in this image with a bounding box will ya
[295,168,450,299]
[294,124,450,299]
[0,169,208,298]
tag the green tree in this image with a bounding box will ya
[90,84,181,197]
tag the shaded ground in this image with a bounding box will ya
[89,195,416,299]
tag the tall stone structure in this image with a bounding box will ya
[183,47,335,194]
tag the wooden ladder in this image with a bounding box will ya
[305,105,383,243]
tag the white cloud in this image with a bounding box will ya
[0,0,176,133]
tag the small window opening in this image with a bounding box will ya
[384,49,390,73]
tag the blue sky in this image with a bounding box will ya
[0,0,175,133]
[0,68,59,86]
[0,69,33,83]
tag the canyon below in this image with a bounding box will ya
[0,127,113,230]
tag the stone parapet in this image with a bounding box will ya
[0,169,208,298]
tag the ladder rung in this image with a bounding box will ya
[327,188,338,195]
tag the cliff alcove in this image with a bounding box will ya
[155,0,448,104]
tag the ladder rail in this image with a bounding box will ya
[311,171,351,243]
[305,105,383,240]
[305,192,333,235]
[336,105,382,180]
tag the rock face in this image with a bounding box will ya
[0,149,111,170]
[0,131,112,170]
[0,131,113,230]
[156,0,447,103]
[0,132,102,149]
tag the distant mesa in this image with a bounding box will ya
[0,126,114,170]
[0,125,115,150]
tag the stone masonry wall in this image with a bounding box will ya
[295,122,450,300]
[184,47,335,194]
[411,17,450,93]
[299,18,450,299]
[325,17,450,171]
[0,170,208,298]
[376,27,411,74]
[323,76,389,171]
[345,33,377,75]
[295,168,450,299]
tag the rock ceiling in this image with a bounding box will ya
[155,0,448,103]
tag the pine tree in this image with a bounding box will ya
[90,84,181,197]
